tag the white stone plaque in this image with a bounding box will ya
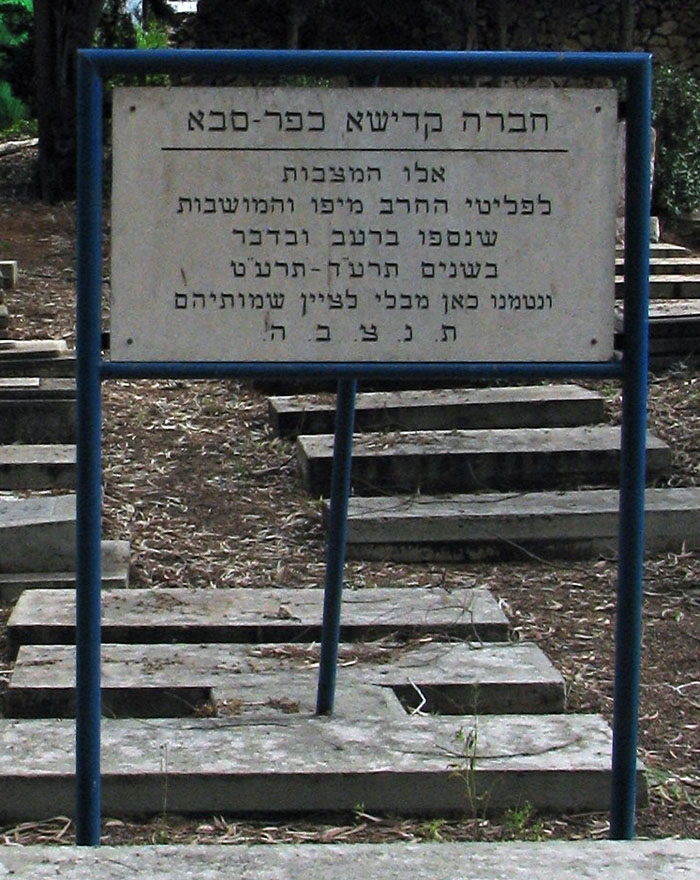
[111,86,617,363]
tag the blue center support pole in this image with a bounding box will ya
[316,378,357,714]
[610,56,652,840]
[75,54,104,847]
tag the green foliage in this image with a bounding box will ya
[653,65,700,217]
[501,801,545,841]
[0,0,33,121]
[97,2,171,51]
[134,14,170,86]
[0,77,25,129]
[135,15,170,51]
[0,114,35,137]
[97,1,139,49]
[280,74,331,88]
[419,817,447,841]
[0,0,34,118]
[450,723,482,818]
[98,2,170,88]
[0,1,32,69]
[0,0,32,48]
[129,16,170,86]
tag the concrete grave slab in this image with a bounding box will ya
[0,260,18,288]
[269,384,606,438]
[212,679,407,722]
[0,339,68,359]
[0,542,130,601]
[0,342,75,378]
[617,240,689,257]
[0,713,644,820]
[0,840,698,880]
[368,640,565,715]
[0,376,76,399]
[646,241,689,255]
[0,493,124,574]
[0,397,76,443]
[0,375,76,445]
[0,354,76,378]
[0,443,75,490]
[616,275,700,299]
[616,256,700,276]
[335,487,700,562]
[6,586,510,656]
[6,640,563,718]
[616,299,700,334]
[7,643,406,720]
[297,425,671,496]
[615,300,700,361]
[0,492,76,570]
[643,336,700,356]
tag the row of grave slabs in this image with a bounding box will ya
[76,48,652,845]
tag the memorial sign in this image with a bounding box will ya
[111,86,618,363]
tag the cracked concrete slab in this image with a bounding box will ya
[616,274,700,299]
[7,586,509,656]
[0,443,75,490]
[0,495,128,581]
[0,339,68,359]
[0,354,76,378]
[269,384,605,437]
[336,486,700,562]
[297,426,671,496]
[1,840,698,880]
[0,397,76,443]
[0,554,129,602]
[0,377,75,398]
[7,640,563,718]
[0,713,644,820]
[0,493,75,571]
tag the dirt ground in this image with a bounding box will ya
[0,144,699,845]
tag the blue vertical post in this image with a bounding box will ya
[610,56,652,840]
[316,378,357,714]
[75,53,104,846]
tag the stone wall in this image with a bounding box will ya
[506,1,700,74]
[189,1,700,76]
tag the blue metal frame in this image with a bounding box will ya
[76,48,651,844]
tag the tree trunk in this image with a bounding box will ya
[463,0,478,50]
[493,0,510,85]
[619,0,635,52]
[286,4,303,50]
[33,0,104,202]
[495,0,508,50]
[285,0,321,50]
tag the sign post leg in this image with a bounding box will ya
[75,55,104,846]
[316,378,357,715]
[610,58,651,840]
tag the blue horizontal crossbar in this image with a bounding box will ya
[82,47,650,79]
[100,360,624,381]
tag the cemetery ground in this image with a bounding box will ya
[0,146,699,845]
